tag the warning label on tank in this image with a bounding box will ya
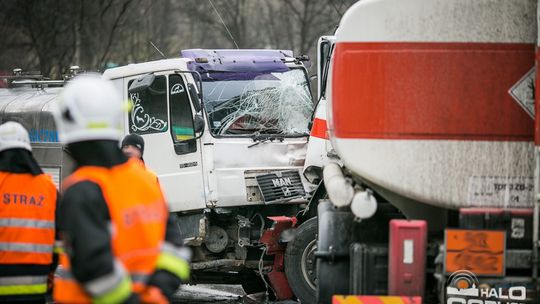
[508,67,535,119]
[467,176,533,207]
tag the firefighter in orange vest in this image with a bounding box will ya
[121,134,159,183]
[0,121,58,303]
[52,74,191,304]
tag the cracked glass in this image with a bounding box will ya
[202,69,313,136]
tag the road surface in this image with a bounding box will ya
[173,284,299,304]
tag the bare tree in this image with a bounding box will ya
[0,0,359,77]
[0,0,79,77]
[77,0,138,69]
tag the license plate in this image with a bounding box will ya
[445,229,506,276]
[255,170,305,203]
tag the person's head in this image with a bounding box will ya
[53,73,124,145]
[0,122,43,175]
[121,134,144,160]
[0,121,32,153]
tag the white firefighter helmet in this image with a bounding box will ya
[54,73,124,144]
[0,121,32,152]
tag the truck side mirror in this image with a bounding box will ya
[188,83,202,112]
[128,73,155,94]
[194,113,204,133]
[174,139,197,155]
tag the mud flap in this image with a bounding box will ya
[316,200,354,304]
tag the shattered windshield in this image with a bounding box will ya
[202,69,313,136]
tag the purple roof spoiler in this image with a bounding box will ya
[181,49,293,73]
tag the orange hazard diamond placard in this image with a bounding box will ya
[445,229,505,276]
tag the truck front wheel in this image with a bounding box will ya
[285,217,317,303]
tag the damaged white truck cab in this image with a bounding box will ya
[0,49,323,301]
[104,51,312,212]
[102,49,320,300]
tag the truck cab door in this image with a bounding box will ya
[126,73,206,212]
[316,36,335,100]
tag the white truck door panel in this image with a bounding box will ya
[125,73,206,212]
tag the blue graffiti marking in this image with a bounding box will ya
[28,129,59,143]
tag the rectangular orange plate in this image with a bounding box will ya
[445,229,505,276]
[332,295,422,304]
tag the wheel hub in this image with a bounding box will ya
[301,239,317,290]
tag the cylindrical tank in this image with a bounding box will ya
[0,87,60,142]
[328,0,537,209]
[0,86,74,186]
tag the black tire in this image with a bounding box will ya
[285,217,317,303]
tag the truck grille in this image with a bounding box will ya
[255,170,305,203]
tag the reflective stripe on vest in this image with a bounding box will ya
[0,172,57,267]
[0,275,47,286]
[54,159,167,303]
[161,242,192,261]
[54,240,64,254]
[156,242,191,281]
[0,274,47,295]
[0,274,48,296]
[0,284,47,295]
[0,218,54,229]
[0,242,53,253]
[85,261,126,296]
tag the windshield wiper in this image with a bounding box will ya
[248,131,285,148]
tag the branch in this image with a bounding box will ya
[98,0,134,67]
[283,0,301,18]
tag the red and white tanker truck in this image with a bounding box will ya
[316,0,539,303]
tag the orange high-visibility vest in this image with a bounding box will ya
[0,172,57,265]
[54,159,168,303]
[133,158,160,186]
[0,172,57,297]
